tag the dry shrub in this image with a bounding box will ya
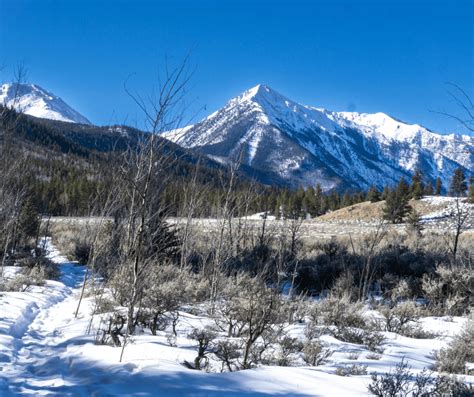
[335,363,368,376]
[422,264,473,315]
[302,339,333,366]
[369,359,472,396]
[308,295,385,352]
[378,301,421,334]
[435,320,474,374]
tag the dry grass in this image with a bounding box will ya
[41,218,108,260]
[315,199,446,223]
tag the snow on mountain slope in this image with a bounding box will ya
[0,83,91,124]
[163,84,473,190]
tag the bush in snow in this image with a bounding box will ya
[210,273,287,369]
[302,339,333,366]
[422,264,473,315]
[271,335,304,367]
[435,319,474,375]
[378,301,421,335]
[140,262,187,336]
[308,294,385,352]
[186,326,217,371]
[4,254,59,291]
[335,363,368,376]
[213,340,241,372]
[368,359,472,397]
[95,312,126,347]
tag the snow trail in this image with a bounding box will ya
[0,241,87,396]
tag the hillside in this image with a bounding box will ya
[315,196,473,227]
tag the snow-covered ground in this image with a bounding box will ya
[0,240,472,396]
[420,196,473,225]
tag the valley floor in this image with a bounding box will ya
[0,240,472,396]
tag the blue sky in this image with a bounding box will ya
[1,0,472,134]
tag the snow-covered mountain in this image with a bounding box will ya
[163,84,473,190]
[0,83,90,124]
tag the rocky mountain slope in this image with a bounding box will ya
[163,84,473,190]
[0,83,90,124]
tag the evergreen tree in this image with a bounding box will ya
[435,177,442,196]
[342,190,352,207]
[381,186,391,200]
[410,169,424,200]
[424,181,434,196]
[468,176,474,203]
[18,198,40,245]
[406,209,424,236]
[382,178,412,224]
[449,168,467,197]
[314,184,323,215]
[367,185,381,202]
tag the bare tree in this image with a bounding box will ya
[116,58,191,362]
[444,197,470,262]
[0,66,30,279]
[432,83,474,133]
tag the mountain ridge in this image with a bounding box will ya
[0,83,91,124]
[163,84,473,191]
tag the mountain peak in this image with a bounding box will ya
[163,85,473,191]
[229,84,288,107]
[0,83,91,124]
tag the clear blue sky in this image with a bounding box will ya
[1,0,472,134]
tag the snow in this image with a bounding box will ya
[0,83,91,124]
[420,196,473,224]
[0,239,472,396]
[240,212,277,221]
[161,84,473,191]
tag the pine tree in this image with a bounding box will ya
[410,169,424,200]
[468,176,474,203]
[342,190,352,207]
[424,181,434,196]
[367,185,381,202]
[381,186,391,200]
[406,209,424,236]
[382,178,412,224]
[449,168,467,197]
[435,177,442,196]
[18,198,40,245]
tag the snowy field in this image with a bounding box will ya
[0,239,472,396]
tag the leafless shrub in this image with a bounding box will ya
[166,333,177,347]
[347,352,360,360]
[95,312,126,347]
[186,326,217,371]
[209,273,286,369]
[310,295,385,351]
[435,320,474,374]
[368,358,472,396]
[390,279,412,301]
[272,335,304,367]
[302,339,333,366]
[422,264,473,315]
[366,353,382,360]
[213,339,241,372]
[94,297,116,314]
[335,363,368,376]
[4,257,58,291]
[378,301,421,334]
